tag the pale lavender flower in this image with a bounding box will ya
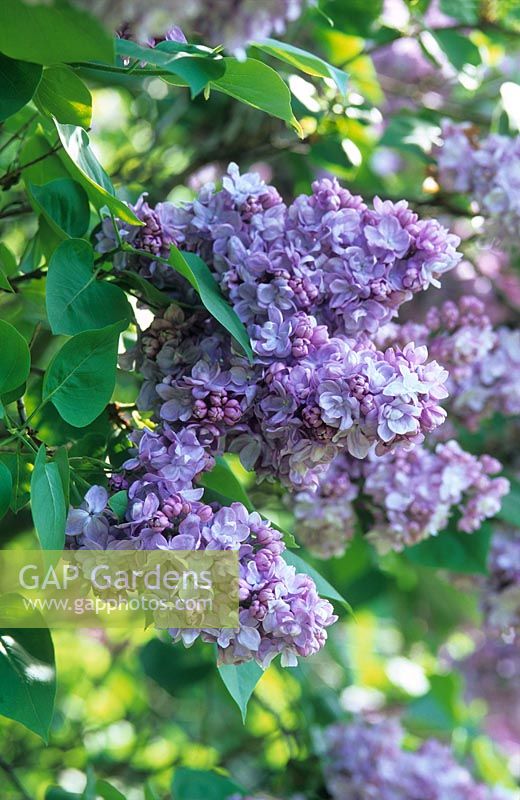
[324,718,515,800]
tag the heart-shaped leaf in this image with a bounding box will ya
[46,239,132,334]
[218,661,264,722]
[43,322,124,427]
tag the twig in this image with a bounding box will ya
[0,203,32,220]
[12,268,47,289]
[0,143,62,190]
[16,397,27,426]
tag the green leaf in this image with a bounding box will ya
[42,322,124,427]
[108,490,128,521]
[116,40,225,98]
[1,383,26,405]
[0,267,13,293]
[159,55,226,97]
[31,445,67,550]
[0,54,42,122]
[145,783,160,800]
[0,594,56,740]
[212,58,302,135]
[254,38,348,95]
[21,130,71,187]
[140,638,214,692]
[218,661,264,722]
[45,790,81,800]
[82,768,96,800]
[283,550,351,611]
[46,239,132,334]
[0,242,17,277]
[0,0,114,65]
[404,673,464,735]
[405,524,492,574]
[54,446,70,508]
[54,123,142,225]
[0,243,17,292]
[0,453,31,512]
[0,321,31,395]
[35,65,92,127]
[429,30,481,71]
[440,0,479,24]
[0,462,13,520]
[30,179,90,238]
[172,768,243,800]
[199,457,254,511]
[471,736,519,790]
[115,37,210,60]
[95,780,125,800]
[118,270,171,309]
[167,247,253,361]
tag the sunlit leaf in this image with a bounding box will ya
[35,66,92,128]
[0,594,56,740]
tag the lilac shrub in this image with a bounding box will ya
[324,718,514,800]
[66,425,337,668]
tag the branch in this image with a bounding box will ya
[0,143,62,191]
[0,203,32,220]
[12,268,47,289]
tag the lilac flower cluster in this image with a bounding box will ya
[74,0,308,56]
[323,718,514,800]
[482,528,520,639]
[66,424,337,668]
[458,636,520,763]
[293,441,509,556]
[438,122,520,249]
[293,454,361,558]
[109,164,461,489]
[378,296,520,429]
[373,37,452,114]
[364,441,510,553]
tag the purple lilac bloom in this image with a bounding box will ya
[108,163,461,337]
[291,440,509,558]
[377,296,520,430]
[457,635,520,765]
[373,36,453,114]
[324,718,514,800]
[293,454,361,557]
[438,122,520,250]
[73,0,309,57]
[65,485,110,548]
[363,441,510,553]
[112,163,461,489]
[129,302,451,489]
[65,424,337,668]
[482,528,520,639]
